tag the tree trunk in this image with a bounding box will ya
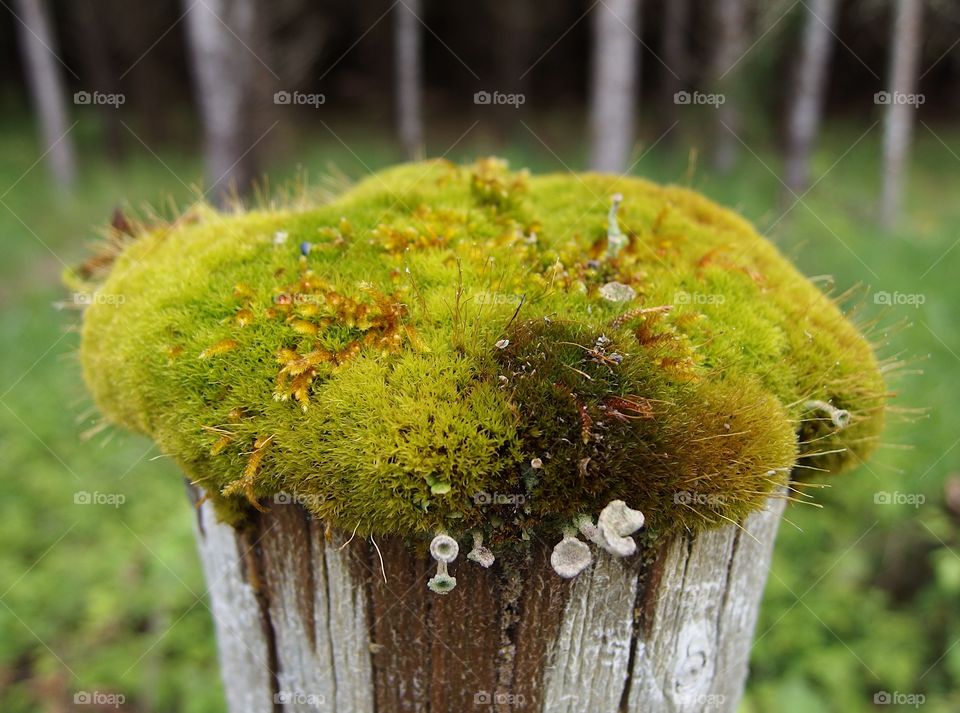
[659,0,690,130]
[588,0,642,174]
[880,0,924,230]
[710,0,748,174]
[183,0,260,204]
[394,0,424,160]
[190,485,787,712]
[784,0,839,193]
[14,0,77,190]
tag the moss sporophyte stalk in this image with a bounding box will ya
[71,157,886,593]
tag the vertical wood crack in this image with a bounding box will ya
[319,532,339,713]
[238,522,283,712]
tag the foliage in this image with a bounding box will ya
[74,158,883,547]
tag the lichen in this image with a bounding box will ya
[74,157,886,553]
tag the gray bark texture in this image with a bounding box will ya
[588,0,642,174]
[659,0,690,129]
[395,0,424,160]
[183,0,260,202]
[784,0,839,193]
[191,486,787,713]
[710,0,749,173]
[880,0,924,229]
[14,0,76,189]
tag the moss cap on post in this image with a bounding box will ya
[73,157,885,579]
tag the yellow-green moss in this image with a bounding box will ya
[75,158,885,542]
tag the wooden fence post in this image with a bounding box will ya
[191,485,786,713]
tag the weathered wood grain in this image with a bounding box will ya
[191,490,276,713]
[191,490,787,712]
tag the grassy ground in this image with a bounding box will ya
[0,110,958,711]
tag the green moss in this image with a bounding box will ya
[76,157,885,543]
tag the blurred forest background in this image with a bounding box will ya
[1,0,959,711]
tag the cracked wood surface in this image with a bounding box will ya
[191,489,786,712]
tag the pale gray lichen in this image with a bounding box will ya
[467,532,495,568]
[427,533,460,593]
[550,535,593,579]
[598,281,636,302]
[605,192,627,258]
[429,533,459,563]
[595,500,645,558]
[428,560,457,594]
[575,514,601,544]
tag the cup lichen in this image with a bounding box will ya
[72,157,886,564]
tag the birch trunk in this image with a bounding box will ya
[183,0,260,204]
[190,484,786,712]
[784,0,839,193]
[394,0,424,160]
[14,0,77,189]
[710,0,748,174]
[659,0,690,131]
[588,0,641,174]
[880,0,924,229]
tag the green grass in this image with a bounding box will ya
[1,111,958,711]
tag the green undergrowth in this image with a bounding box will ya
[73,158,886,544]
